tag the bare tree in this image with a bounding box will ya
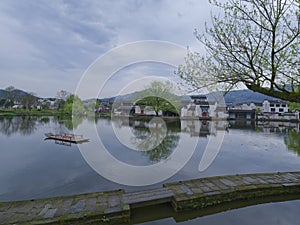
[56,90,69,101]
[5,86,15,107]
[56,90,70,110]
[20,92,37,109]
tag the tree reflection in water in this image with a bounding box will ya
[129,118,180,163]
[284,130,300,156]
[0,116,37,136]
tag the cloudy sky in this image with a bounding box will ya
[0,0,213,98]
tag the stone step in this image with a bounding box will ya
[123,188,174,207]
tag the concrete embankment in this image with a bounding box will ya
[1,171,300,224]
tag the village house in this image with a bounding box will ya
[262,100,289,113]
[181,95,210,118]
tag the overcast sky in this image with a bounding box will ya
[0,0,213,98]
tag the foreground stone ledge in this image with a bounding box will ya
[0,190,130,225]
[1,171,300,224]
[164,172,300,211]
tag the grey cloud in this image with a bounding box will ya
[0,0,212,97]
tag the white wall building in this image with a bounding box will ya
[263,100,289,113]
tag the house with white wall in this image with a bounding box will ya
[262,100,289,113]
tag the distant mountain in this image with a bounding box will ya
[222,89,279,105]
[0,89,5,99]
[98,89,280,105]
[1,87,279,106]
[0,88,31,100]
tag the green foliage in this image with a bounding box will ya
[64,117,83,130]
[178,0,300,103]
[288,102,300,111]
[64,94,84,115]
[0,99,5,107]
[101,216,110,223]
[135,81,181,116]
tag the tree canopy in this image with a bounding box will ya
[135,81,181,116]
[64,94,84,115]
[178,0,300,102]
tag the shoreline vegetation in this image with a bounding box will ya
[0,109,69,117]
[0,109,300,123]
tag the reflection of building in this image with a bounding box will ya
[256,121,299,134]
[180,119,228,137]
[257,112,299,121]
[228,109,256,120]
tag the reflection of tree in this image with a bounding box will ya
[0,116,38,136]
[63,116,83,131]
[284,130,300,155]
[130,119,180,162]
[39,117,50,124]
[146,131,179,162]
[18,116,37,135]
[0,116,85,136]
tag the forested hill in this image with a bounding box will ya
[0,89,28,99]
[0,88,280,105]
[222,89,278,104]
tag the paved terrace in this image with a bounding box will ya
[1,171,300,225]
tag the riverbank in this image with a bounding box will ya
[1,171,300,225]
[0,109,68,117]
[1,109,300,123]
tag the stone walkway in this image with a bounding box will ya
[1,172,300,224]
[164,172,300,211]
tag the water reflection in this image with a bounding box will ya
[0,116,37,136]
[0,116,85,137]
[111,117,230,163]
[111,117,181,162]
[133,195,300,225]
[1,116,300,202]
[284,130,300,156]
[63,116,83,130]
[130,119,180,163]
[229,120,300,155]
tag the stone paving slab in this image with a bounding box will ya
[123,188,173,206]
[1,172,300,224]
[0,190,129,225]
[165,172,300,211]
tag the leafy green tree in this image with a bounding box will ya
[0,99,6,107]
[288,101,300,111]
[64,94,84,115]
[178,0,300,102]
[135,81,181,116]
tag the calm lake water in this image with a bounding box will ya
[1,116,300,224]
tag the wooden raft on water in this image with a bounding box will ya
[44,133,89,144]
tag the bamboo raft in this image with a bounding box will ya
[44,133,89,144]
